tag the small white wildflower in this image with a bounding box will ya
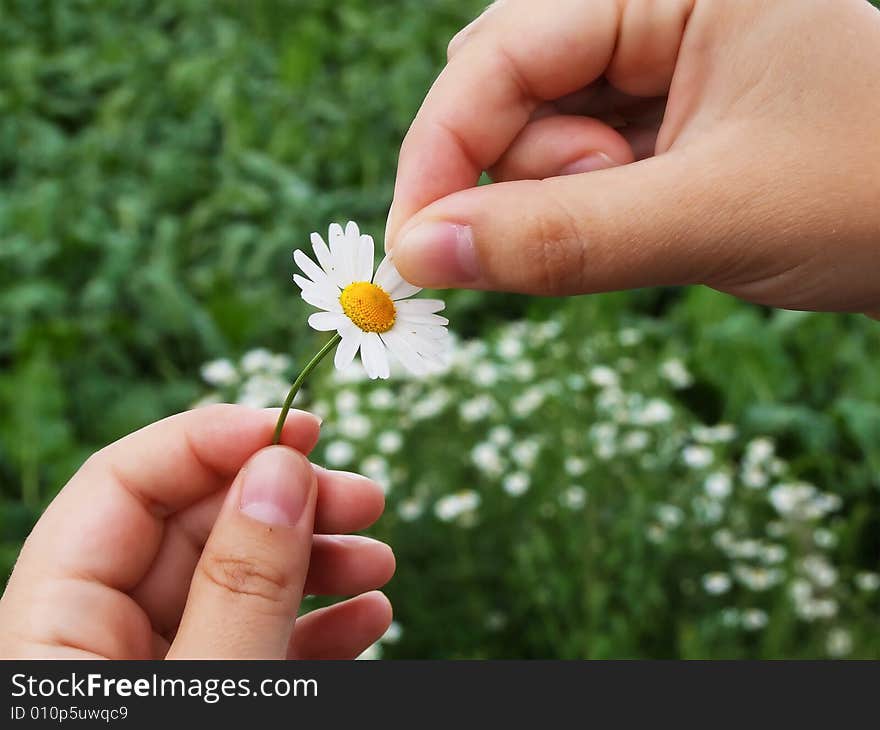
[636,398,674,425]
[809,492,842,518]
[730,539,761,560]
[734,564,782,591]
[741,608,768,631]
[589,365,619,389]
[566,374,586,391]
[693,423,737,443]
[741,466,769,489]
[201,358,239,387]
[561,486,586,510]
[471,442,505,477]
[237,374,289,408]
[335,390,360,415]
[485,611,508,631]
[622,429,650,452]
[339,413,371,440]
[813,528,837,549]
[512,387,545,417]
[459,394,496,423]
[659,358,693,388]
[855,571,880,592]
[704,472,733,500]
[512,360,536,381]
[489,426,513,447]
[472,362,500,387]
[397,497,424,522]
[360,455,390,487]
[510,439,541,468]
[798,598,838,621]
[769,482,817,518]
[646,523,667,544]
[377,430,403,454]
[368,388,395,409]
[745,437,775,464]
[801,555,838,589]
[590,422,617,445]
[758,544,787,565]
[826,628,852,658]
[241,348,277,374]
[790,579,812,605]
[656,504,684,529]
[564,456,588,477]
[434,490,481,522]
[682,445,714,469]
[702,572,732,595]
[618,328,643,346]
[497,337,524,360]
[411,389,451,419]
[325,440,355,467]
[712,528,735,551]
[502,472,530,497]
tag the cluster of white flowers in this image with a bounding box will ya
[196,310,864,659]
[196,348,292,409]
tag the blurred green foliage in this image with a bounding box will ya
[1,0,878,658]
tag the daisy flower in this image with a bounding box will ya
[293,221,449,380]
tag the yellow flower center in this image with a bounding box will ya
[339,281,396,333]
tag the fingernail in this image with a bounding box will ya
[312,465,371,481]
[397,222,480,285]
[559,152,618,176]
[240,448,309,527]
[383,202,395,250]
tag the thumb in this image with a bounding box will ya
[168,446,317,659]
[390,147,729,296]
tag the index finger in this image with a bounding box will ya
[386,0,621,249]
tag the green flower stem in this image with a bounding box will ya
[272,333,341,445]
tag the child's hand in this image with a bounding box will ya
[0,405,394,659]
[387,0,880,315]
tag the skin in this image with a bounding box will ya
[0,405,395,659]
[386,0,880,317]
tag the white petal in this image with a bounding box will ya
[398,313,449,327]
[329,222,357,286]
[374,254,421,299]
[296,278,342,312]
[399,329,448,357]
[395,299,445,315]
[294,249,336,290]
[308,311,346,331]
[334,328,363,371]
[311,232,348,289]
[381,330,429,376]
[327,223,347,272]
[406,322,449,340]
[360,332,390,380]
[355,234,375,282]
[294,274,340,304]
[344,220,360,241]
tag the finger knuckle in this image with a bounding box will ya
[200,553,290,607]
[525,188,586,295]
